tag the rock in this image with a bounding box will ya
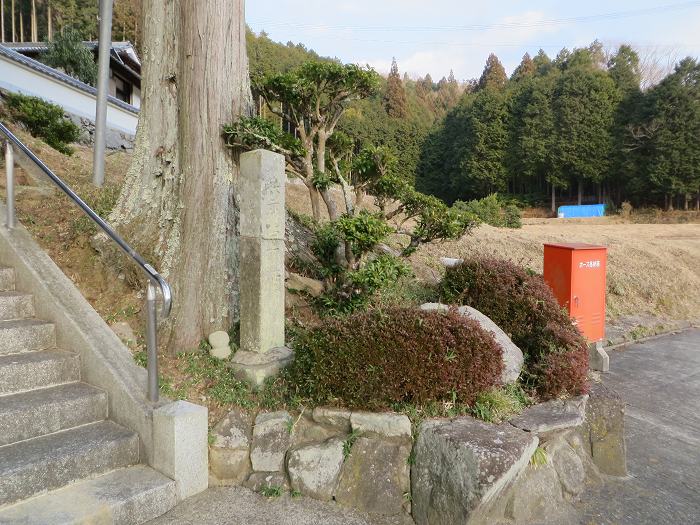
[110,321,137,346]
[312,407,352,432]
[589,341,610,372]
[208,331,231,360]
[440,257,463,268]
[209,408,253,484]
[286,272,324,297]
[547,437,586,497]
[243,471,289,492]
[290,414,341,448]
[350,411,412,441]
[565,431,603,486]
[411,417,538,525]
[509,395,588,436]
[504,463,573,524]
[251,411,292,472]
[578,382,627,476]
[420,303,524,384]
[336,437,411,516]
[286,438,345,501]
[229,347,294,387]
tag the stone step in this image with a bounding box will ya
[0,291,34,321]
[0,466,177,525]
[0,319,55,356]
[0,349,80,396]
[0,267,15,292]
[0,420,139,507]
[0,382,108,446]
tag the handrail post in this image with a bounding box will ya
[146,282,159,403]
[5,141,15,229]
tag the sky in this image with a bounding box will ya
[246,0,700,81]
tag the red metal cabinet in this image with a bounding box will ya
[543,243,607,342]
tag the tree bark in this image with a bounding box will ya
[47,2,52,41]
[30,0,36,41]
[11,0,15,42]
[1,0,5,43]
[577,179,583,205]
[551,184,556,214]
[108,0,251,352]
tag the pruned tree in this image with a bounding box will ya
[107,0,252,351]
[250,61,378,221]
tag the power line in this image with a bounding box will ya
[249,1,700,33]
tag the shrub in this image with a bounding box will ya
[285,307,504,409]
[453,194,522,229]
[41,28,98,86]
[440,257,588,399]
[3,92,80,154]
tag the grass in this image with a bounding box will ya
[530,446,548,468]
[259,485,284,498]
[343,430,361,460]
[470,383,534,424]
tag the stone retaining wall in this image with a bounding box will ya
[209,382,626,523]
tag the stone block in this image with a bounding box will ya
[510,395,588,436]
[589,341,610,372]
[244,471,289,492]
[287,438,345,501]
[229,347,294,387]
[239,150,286,240]
[504,463,573,524]
[336,437,411,516]
[209,408,254,484]
[547,437,586,497]
[411,417,538,525]
[291,414,342,448]
[208,331,231,360]
[579,382,627,476]
[420,303,524,384]
[153,401,208,501]
[312,407,352,432]
[251,411,292,472]
[239,237,286,354]
[350,411,412,441]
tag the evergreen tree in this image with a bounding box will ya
[643,58,700,208]
[533,49,553,76]
[552,62,618,204]
[477,53,508,91]
[41,27,97,85]
[384,57,407,118]
[511,53,535,82]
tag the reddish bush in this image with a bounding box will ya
[440,257,588,399]
[286,307,504,410]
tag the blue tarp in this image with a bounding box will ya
[558,204,606,218]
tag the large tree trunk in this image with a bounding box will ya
[108,0,251,352]
[551,183,556,214]
[577,179,583,205]
[1,0,5,43]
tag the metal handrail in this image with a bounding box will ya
[1,121,170,403]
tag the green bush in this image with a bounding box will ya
[285,307,505,409]
[453,194,522,229]
[440,257,588,399]
[41,29,98,86]
[3,92,80,154]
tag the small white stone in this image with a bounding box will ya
[209,331,231,360]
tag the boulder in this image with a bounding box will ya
[290,414,342,448]
[411,417,538,525]
[509,395,588,436]
[250,411,292,472]
[336,437,412,516]
[286,438,345,501]
[504,462,576,524]
[578,382,627,476]
[110,321,137,346]
[548,437,586,497]
[350,411,412,441]
[420,303,524,384]
[286,272,324,297]
[244,471,289,492]
[312,407,352,432]
[209,408,254,484]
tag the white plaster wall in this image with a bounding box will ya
[0,55,138,135]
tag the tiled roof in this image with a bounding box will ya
[0,44,140,115]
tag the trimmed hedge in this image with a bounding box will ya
[286,307,504,410]
[440,257,588,399]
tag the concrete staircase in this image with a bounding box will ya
[0,266,177,524]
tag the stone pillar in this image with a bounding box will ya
[230,150,293,386]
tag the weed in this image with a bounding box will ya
[133,350,147,368]
[530,446,548,468]
[259,485,283,498]
[290,489,302,498]
[343,430,361,460]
